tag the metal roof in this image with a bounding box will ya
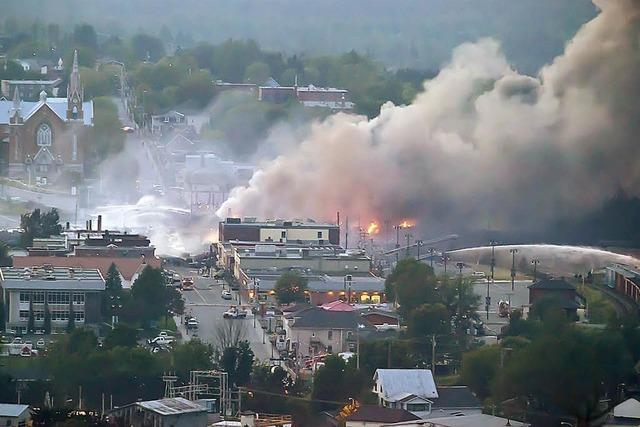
[1,266,104,290]
[0,403,29,418]
[137,397,206,416]
[374,369,439,401]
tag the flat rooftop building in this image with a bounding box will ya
[219,217,340,245]
[0,266,105,334]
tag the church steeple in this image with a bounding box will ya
[10,87,22,124]
[66,50,84,120]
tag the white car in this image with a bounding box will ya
[186,319,199,330]
[223,308,247,319]
[36,339,45,349]
[148,336,174,346]
[221,290,232,300]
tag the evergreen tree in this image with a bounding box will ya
[43,300,51,334]
[27,298,35,334]
[67,298,75,332]
[103,263,123,318]
[0,295,5,331]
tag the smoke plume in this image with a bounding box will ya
[218,0,640,235]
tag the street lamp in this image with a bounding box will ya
[531,258,540,282]
[428,247,435,269]
[405,233,413,257]
[442,253,451,285]
[456,262,464,327]
[509,248,518,291]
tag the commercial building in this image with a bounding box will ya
[1,266,105,334]
[605,264,640,303]
[527,278,583,318]
[1,78,63,100]
[219,218,340,246]
[109,397,207,427]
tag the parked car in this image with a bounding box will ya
[12,337,23,344]
[223,307,247,319]
[36,339,45,349]
[181,277,194,290]
[221,289,232,300]
[186,319,199,330]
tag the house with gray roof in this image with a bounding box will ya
[0,403,30,427]
[109,397,207,427]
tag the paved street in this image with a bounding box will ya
[173,268,276,362]
[473,279,531,334]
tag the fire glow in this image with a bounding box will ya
[399,219,415,228]
[367,221,380,235]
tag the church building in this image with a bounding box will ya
[0,50,94,187]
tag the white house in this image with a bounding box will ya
[604,398,640,426]
[373,369,438,418]
[0,403,30,427]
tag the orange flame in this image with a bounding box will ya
[367,221,380,235]
[399,219,415,228]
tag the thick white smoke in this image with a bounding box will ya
[218,0,640,234]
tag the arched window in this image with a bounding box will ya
[36,124,52,147]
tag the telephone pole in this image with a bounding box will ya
[509,248,518,291]
[428,247,435,269]
[405,233,413,257]
[416,240,423,259]
[442,253,450,285]
[487,240,497,320]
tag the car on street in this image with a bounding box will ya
[186,318,199,330]
[221,289,232,300]
[12,337,22,344]
[223,307,247,319]
[36,339,45,349]
[181,277,194,290]
[148,335,174,346]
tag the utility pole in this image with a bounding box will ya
[456,262,464,329]
[428,248,435,269]
[405,233,413,257]
[531,258,540,282]
[509,248,518,291]
[488,240,497,320]
[393,224,401,262]
[345,217,349,249]
[442,252,450,285]
[416,240,423,259]
[431,334,437,372]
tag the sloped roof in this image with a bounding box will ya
[321,300,355,311]
[346,405,420,423]
[0,403,29,418]
[424,414,527,427]
[432,386,482,410]
[286,306,375,330]
[137,397,205,416]
[374,369,438,401]
[614,398,640,419]
[528,278,576,291]
[0,98,93,126]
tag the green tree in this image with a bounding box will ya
[67,299,75,332]
[128,267,179,327]
[72,24,98,50]
[27,298,35,334]
[220,341,255,386]
[274,271,308,304]
[131,33,165,61]
[173,340,214,380]
[103,324,138,349]
[0,241,10,266]
[43,300,51,335]
[20,208,62,247]
[165,286,185,321]
[0,294,5,332]
[407,303,450,337]
[88,97,124,161]
[244,61,270,84]
[460,344,500,399]
[312,355,368,409]
[385,258,438,314]
[103,263,123,318]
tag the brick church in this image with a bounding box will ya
[0,50,93,187]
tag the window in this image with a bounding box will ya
[19,292,30,303]
[347,331,354,340]
[51,310,69,321]
[327,345,333,353]
[407,403,429,412]
[48,291,70,305]
[75,311,85,322]
[33,292,45,304]
[317,231,323,238]
[37,123,52,146]
[72,134,78,161]
[73,292,85,305]
[34,310,44,321]
[327,330,333,340]
[281,231,286,238]
[19,310,29,320]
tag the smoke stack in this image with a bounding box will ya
[88,219,92,231]
[85,220,89,230]
[97,215,102,231]
[66,222,70,230]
